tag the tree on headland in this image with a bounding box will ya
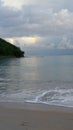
[0,38,24,58]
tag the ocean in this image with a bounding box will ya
[0,55,73,107]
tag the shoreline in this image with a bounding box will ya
[0,102,73,130]
[0,101,73,112]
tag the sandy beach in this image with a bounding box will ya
[0,102,73,130]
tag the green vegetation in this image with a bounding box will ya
[0,38,24,58]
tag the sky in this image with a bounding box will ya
[0,0,73,55]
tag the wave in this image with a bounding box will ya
[0,87,73,107]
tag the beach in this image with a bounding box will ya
[0,56,73,130]
[0,102,73,130]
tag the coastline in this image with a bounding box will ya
[0,102,73,130]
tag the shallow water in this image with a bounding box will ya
[0,56,73,107]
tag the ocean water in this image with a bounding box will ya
[0,56,73,107]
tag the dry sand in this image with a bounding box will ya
[0,102,73,130]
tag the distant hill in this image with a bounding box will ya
[0,38,24,58]
[25,47,73,56]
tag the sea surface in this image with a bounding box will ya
[0,55,73,107]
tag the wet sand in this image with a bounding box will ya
[0,102,73,130]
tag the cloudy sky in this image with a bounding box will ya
[0,0,73,55]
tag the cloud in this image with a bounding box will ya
[5,0,72,11]
[1,6,73,38]
[2,0,29,9]
[0,0,73,52]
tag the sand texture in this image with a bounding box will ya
[0,102,73,130]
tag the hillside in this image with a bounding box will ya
[0,38,24,57]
